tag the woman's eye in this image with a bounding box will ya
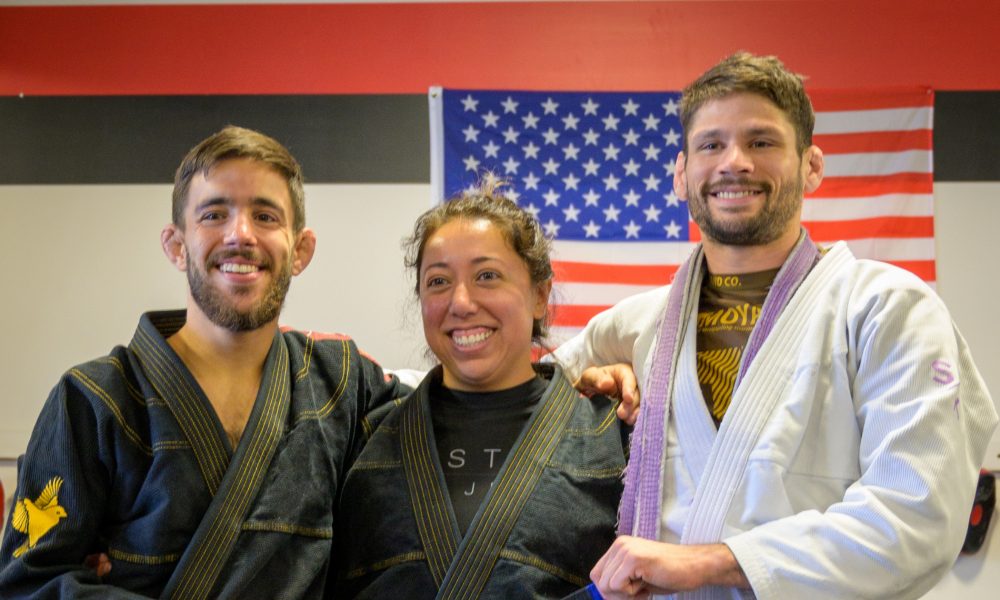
[426,277,446,288]
[479,271,501,281]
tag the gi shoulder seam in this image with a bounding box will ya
[69,369,153,456]
[104,544,182,565]
[95,356,146,406]
[241,520,333,539]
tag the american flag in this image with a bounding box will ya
[430,87,934,346]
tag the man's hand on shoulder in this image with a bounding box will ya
[574,364,640,425]
[591,536,749,599]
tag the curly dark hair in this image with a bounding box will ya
[403,175,554,344]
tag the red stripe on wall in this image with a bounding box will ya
[807,173,934,198]
[551,305,611,328]
[803,216,934,240]
[809,88,934,112]
[2,2,999,95]
[884,260,937,281]
[553,261,679,286]
[813,130,933,155]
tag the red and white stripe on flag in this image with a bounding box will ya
[548,89,934,346]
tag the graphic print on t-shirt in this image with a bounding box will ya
[696,268,778,424]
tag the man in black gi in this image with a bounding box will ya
[0,126,404,599]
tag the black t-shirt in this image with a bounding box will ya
[430,375,547,536]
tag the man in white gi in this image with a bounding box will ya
[556,52,998,599]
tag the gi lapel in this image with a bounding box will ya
[672,312,719,492]
[131,311,230,495]
[133,313,293,600]
[400,375,462,587]
[619,246,703,539]
[682,233,832,548]
[436,369,578,600]
[400,368,579,600]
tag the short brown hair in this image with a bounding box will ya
[172,126,306,232]
[680,52,815,154]
[403,176,554,344]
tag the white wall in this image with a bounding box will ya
[0,181,997,594]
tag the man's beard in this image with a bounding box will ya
[186,248,293,332]
[688,173,803,246]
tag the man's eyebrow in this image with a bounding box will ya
[251,197,286,215]
[194,197,231,212]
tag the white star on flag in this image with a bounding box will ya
[582,189,601,206]
[502,126,520,143]
[603,143,621,161]
[481,111,500,127]
[503,156,521,174]
[583,220,601,238]
[603,173,621,190]
[623,159,641,176]
[664,219,682,238]
[664,190,681,206]
[642,113,661,131]
[563,204,581,222]
[582,129,601,145]
[643,173,662,191]
[603,204,621,222]
[525,203,541,218]
[623,189,642,206]
[543,188,561,206]
[542,157,561,175]
[463,155,480,171]
[463,124,480,142]
[663,128,681,146]
[622,129,641,146]
[562,113,580,130]
[482,140,500,158]
[582,158,601,176]
[522,112,540,129]
[543,219,560,236]
[542,128,560,145]
[461,94,479,112]
[662,99,679,115]
[663,159,676,176]
[501,96,519,114]
[624,220,642,238]
[504,188,521,203]
[542,97,560,115]
[562,173,581,190]
[642,143,661,161]
[602,113,620,130]
[581,98,600,115]
[562,143,581,160]
[522,141,540,159]
[621,98,640,116]
[522,172,540,190]
[643,204,662,222]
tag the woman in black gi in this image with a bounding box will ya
[333,180,628,599]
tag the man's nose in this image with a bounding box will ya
[224,211,257,246]
[719,144,754,175]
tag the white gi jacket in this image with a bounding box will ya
[553,242,998,600]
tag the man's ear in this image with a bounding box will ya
[292,228,317,276]
[673,151,688,200]
[802,145,824,194]
[161,224,187,272]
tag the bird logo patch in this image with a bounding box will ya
[11,477,68,557]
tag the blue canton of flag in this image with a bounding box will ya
[438,90,688,242]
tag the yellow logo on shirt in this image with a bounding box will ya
[11,477,68,557]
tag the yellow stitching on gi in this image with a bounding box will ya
[497,549,589,587]
[95,356,146,405]
[12,477,68,557]
[345,551,427,580]
[295,339,349,421]
[351,459,402,470]
[241,521,333,538]
[153,440,192,451]
[69,370,153,456]
[563,400,619,435]
[105,545,182,565]
[295,336,313,381]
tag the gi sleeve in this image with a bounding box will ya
[0,377,152,599]
[724,271,999,600]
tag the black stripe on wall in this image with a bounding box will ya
[1,92,998,184]
[0,95,429,184]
